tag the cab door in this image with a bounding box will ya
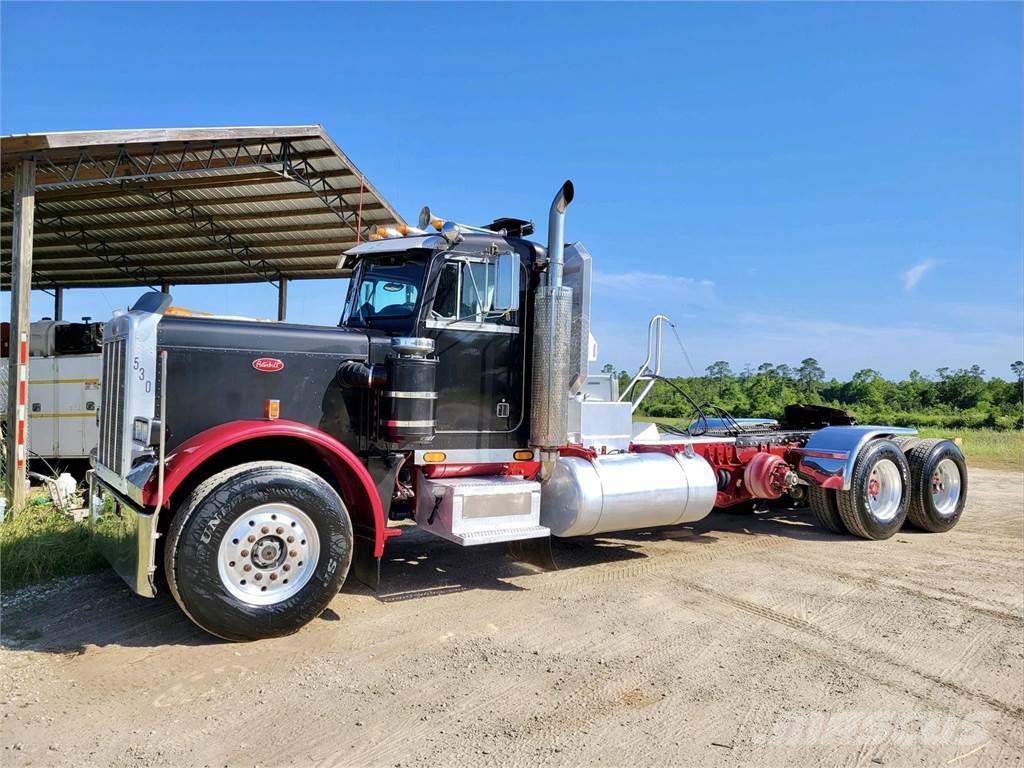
[420,251,526,442]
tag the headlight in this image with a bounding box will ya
[133,418,150,444]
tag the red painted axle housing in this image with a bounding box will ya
[632,439,803,508]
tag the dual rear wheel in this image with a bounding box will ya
[807,438,966,540]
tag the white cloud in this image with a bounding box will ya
[591,270,716,306]
[592,307,1023,380]
[902,259,941,291]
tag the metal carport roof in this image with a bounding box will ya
[0,124,406,510]
[0,125,405,288]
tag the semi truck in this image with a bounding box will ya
[89,181,969,641]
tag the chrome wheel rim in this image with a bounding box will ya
[217,503,320,606]
[931,458,962,518]
[865,458,902,522]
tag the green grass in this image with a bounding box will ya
[917,427,1024,472]
[0,495,106,590]
[637,417,1023,473]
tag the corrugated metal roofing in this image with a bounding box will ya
[0,125,405,288]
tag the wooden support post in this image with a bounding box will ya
[6,158,36,511]
[277,278,288,321]
[160,282,171,295]
[54,286,64,321]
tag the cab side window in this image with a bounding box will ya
[430,259,517,327]
[433,262,459,319]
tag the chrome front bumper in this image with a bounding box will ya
[88,470,159,598]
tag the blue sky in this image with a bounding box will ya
[2,2,1021,380]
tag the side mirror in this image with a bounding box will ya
[493,252,520,312]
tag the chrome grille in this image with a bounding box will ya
[98,336,127,472]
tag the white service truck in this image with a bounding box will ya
[1,320,102,467]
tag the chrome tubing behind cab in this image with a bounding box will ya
[618,314,672,413]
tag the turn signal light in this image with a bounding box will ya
[264,399,280,420]
[513,450,535,461]
[423,452,446,463]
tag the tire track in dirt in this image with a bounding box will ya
[287,592,708,766]
[933,624,996,684]
[454,620,723,768]
[253,603,625,763]
[259,542,753,768]
[517,533,795,593]
[765,553,1024,627]
[674,579,1024,741]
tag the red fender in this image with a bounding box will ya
[145,420,389,556]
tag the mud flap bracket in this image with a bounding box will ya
[507,536,559,571]
[349,535,381,591]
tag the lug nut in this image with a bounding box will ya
[283,564,291,572]
[248,535,256,543]
[289,550,297,558]
[254,573,262,581]
[240,549,249,557]
[243,564,252,572]
[270,573,278,581]
[287,536,294,543]
[261,526,269,534]
[276,527,284,534]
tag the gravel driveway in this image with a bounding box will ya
[2,467,1021,767]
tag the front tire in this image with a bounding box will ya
[835,440,910,540]
[164,461,353,641]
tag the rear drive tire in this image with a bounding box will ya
[889,436,922,453]
[807,485,846,534]
[164,461,353,642]
[835,440,910,540]
[903,439,967,533]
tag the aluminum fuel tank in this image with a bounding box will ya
[540,451,718,537]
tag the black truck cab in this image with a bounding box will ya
[341,232,546,451]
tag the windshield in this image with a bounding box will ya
[341,257,427,329]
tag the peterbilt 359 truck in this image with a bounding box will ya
[90,182,968,641]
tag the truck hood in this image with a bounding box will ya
[157,316,370,359]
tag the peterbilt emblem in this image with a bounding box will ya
[252,357,284,372]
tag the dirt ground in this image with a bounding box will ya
[1,467,1022,767]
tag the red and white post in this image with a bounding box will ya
[5,157,35,511]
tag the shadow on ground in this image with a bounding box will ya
[1,503,863,655]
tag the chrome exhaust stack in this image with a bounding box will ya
[531,181,575,476]
[545,180,574,289]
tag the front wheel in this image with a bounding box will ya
[164,461,353,641]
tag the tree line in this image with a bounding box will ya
[603,359,1024,430]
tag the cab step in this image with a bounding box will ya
[415,474,550,546]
